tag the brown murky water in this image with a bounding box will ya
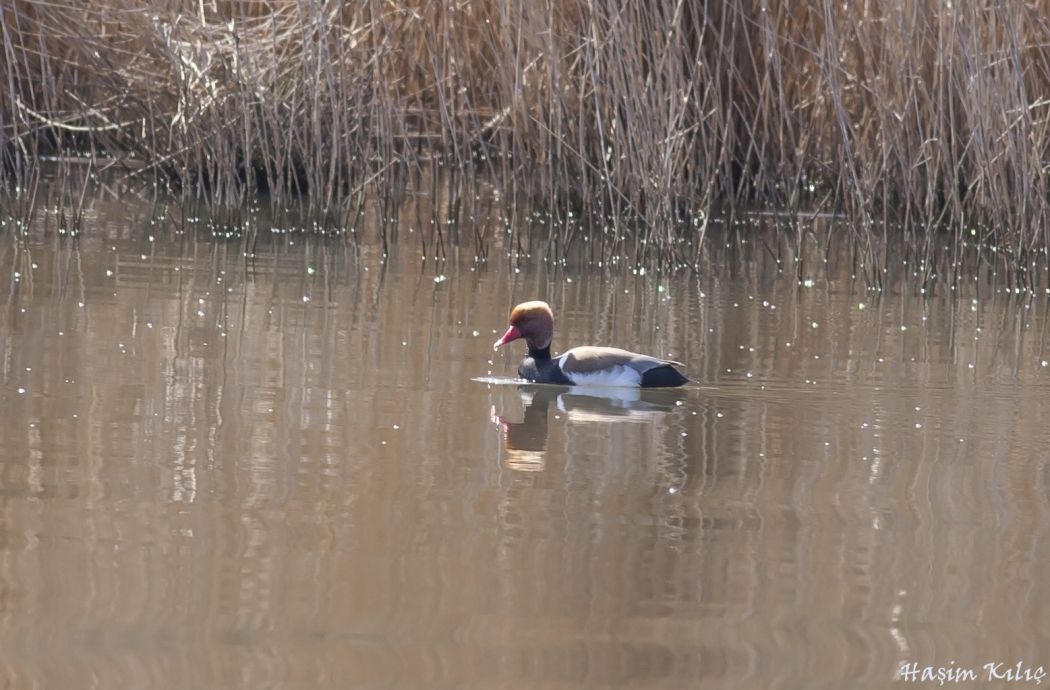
[0,197,1049,689]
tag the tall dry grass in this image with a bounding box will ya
[2,0,1050,274]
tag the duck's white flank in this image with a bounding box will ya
[557,360,643,387]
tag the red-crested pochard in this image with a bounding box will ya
[493,300,689,388]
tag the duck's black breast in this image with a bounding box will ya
[517,357,573,385]
[517,346,573,385]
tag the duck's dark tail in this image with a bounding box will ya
[640,365,689,388]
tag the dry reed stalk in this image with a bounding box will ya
[1,0,1050,277]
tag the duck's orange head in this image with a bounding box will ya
[493,301,554,352]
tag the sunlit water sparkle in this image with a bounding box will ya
[0,196,1047,688]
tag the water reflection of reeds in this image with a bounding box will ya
[0,213,1046,686]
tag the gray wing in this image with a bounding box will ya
[557,346,683,376]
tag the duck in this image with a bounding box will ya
[492,300,689,388]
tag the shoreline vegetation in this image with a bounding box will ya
[2,1,1050,282]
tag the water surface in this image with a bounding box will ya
[0,200,1048,688]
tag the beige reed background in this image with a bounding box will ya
[3,1,1050,264]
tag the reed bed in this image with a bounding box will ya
[2,0,1050,276]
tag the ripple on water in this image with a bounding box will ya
[0,208,1047,688]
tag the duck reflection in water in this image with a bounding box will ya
[490,384,686,472]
